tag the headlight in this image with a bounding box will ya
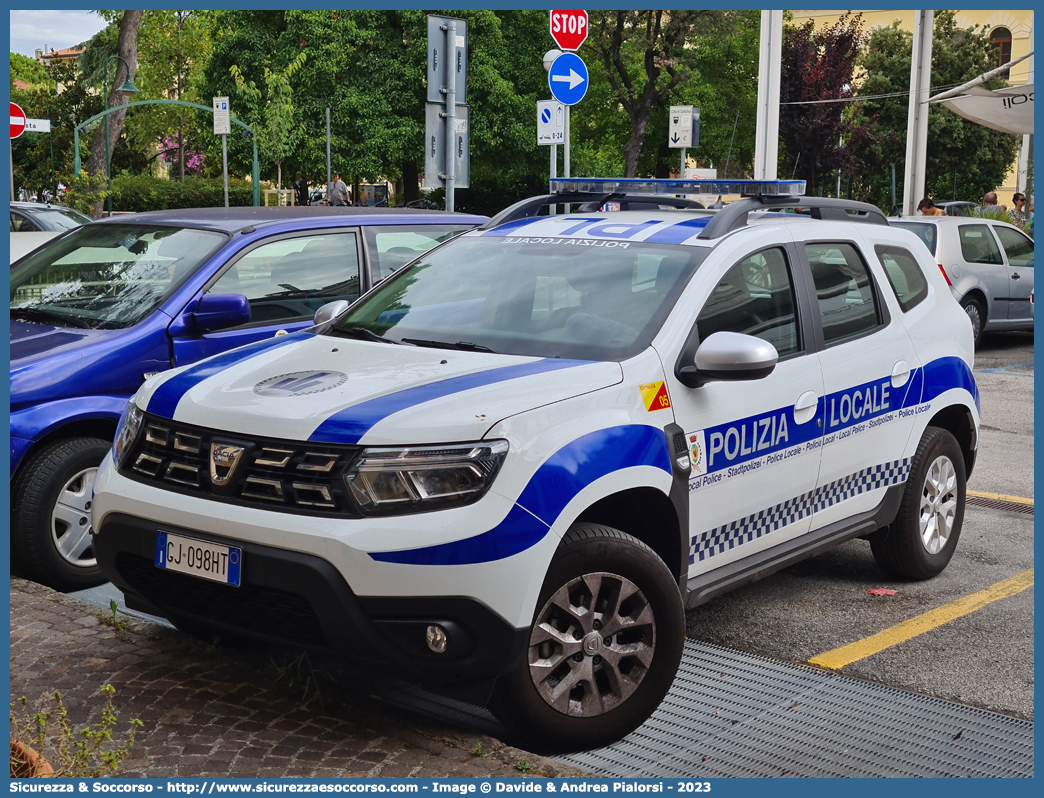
[344,440,509,516]
[112,399,144,470]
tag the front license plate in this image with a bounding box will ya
[155,532,241,586]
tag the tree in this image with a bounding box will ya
[84,9,143,210]
[854,11,1022,210]
[778,14,880,196]
[231,51,307,192]
[10,53,49,89]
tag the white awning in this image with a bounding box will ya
[938,83,1033,135]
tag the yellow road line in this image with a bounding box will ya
[809,569,1034,670]
[967,489,1034,506]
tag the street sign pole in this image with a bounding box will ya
[680,147,686,178]
[326,108,331,191]
[222,134,228,207]
[564,106,570,179]
[444,18,456,213]
[213,97,232,208]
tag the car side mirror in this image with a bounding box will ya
[678,331,778,388]
[171,293,250,336]
[313,299,350,327]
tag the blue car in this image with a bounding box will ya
[10,206,485,591]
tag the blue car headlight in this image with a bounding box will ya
[344,440,509,516]
[112,399,144,470]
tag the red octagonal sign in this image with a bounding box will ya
[550,10,588,51]
[11,101,26,139]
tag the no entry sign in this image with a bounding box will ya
[550,10,588,51]
[11,102,26,139]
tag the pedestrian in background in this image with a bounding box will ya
[982,191,1000,207]
[917,197,944,216]
[326,173,349,206]
[1010,193,1027,223]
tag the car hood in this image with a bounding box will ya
[10,321,120,366]
[137,332,623,445]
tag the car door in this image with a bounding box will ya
[171,229,363,366]
[991,224,1034,322]
[955,222,1007,320]
[665,241,825,576]
[793,233,923,531]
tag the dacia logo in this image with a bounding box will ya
[254,370,347,397]
[210,443,245,487]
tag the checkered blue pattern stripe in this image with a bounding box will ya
[689,458,912,564]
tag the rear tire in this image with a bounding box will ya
[870,427,966,580]
[11,437,111,592]
[960,296,985,347]
[489,524,684,752]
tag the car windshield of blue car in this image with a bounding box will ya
[10,224,226,329]
[334,234,707,361]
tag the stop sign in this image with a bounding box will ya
[11,101,26,139]
[550,10,589,51]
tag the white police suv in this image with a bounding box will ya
[93,179,979,750]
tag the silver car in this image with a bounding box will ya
[890,216,1033,345]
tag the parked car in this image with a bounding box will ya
[90,180,978,750]
[933,201,977,217]
[890,216,1033,344]
[11,201,92,232]
[10,205,485,592]
[10,231,62,263]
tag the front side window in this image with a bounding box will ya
[11,212,37,232]
[993,225,1034,268]
[875,245,928,312]
[806,242,881,346]
[10,224,227,329]
[363,225,472,280]
[890,222,937,255]
[335,235,706,361]
[958,224,1003,264]
[207,232,361,325]
[695,247,800,358]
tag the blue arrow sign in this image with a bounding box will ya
[548,52,588,106]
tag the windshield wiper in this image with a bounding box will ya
[10,307,93,329]
[401,338,497,353]
[329,325,400,345]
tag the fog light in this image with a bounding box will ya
[426,624,448,654]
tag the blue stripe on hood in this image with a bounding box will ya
[369,424,671,565]
[147,333,307,420]
[308,358,590,445]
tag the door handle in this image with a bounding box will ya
[793,391,818,425]
[891,360,910,388]
[1012,272,1021,280]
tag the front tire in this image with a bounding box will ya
[870,427,966,580]
[490,524,684,752]
[11,437,111,592]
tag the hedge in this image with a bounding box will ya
[110,174,255,212]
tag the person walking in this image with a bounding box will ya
[1010,192,1027,223]
[326,173,349,207]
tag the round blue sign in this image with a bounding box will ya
[540,107,552,124]
[548,52,588,106]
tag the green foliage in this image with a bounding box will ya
[473,741,486,757]
[63,169,111,215]
[109,174,254,211]
[855,11,1022,211]
[10,53,49,90]
[10,685,143,778]
[96,599,130,640]
[515,760,531,773]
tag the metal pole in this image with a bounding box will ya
[326,107,331,189]
[564,106,570,179]
[10,147,14,201]
[252,140,260,207]
[903,10,934,217]
[443,20,456,213]
[890,163,897,213]
[550,143,557,215]
[754,9,783,180]
[680,146,686,178]
[222,133,228,207]
[103,78,110,216]
[50,131,56,201]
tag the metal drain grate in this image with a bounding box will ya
[967,495,1034,515]
[384,641,1033,778]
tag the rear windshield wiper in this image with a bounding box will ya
[401,338,497,353]
[10,307,93,329]
[329,325,400,345]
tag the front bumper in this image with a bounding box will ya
[94,513,527,686]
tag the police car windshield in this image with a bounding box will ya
[335,234,706,361]
[10,224,227,330]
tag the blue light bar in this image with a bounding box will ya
[550,178,806,197]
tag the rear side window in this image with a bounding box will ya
[993,225,1034,268]
[890,222,936,255]
[696,247,800,358]
[958,224,1003,264]
[875,245,928,312]
[805,243,881,346]
[363,225,473,280]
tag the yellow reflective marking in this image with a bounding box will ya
[967,489,1034,506]
[808,569,1034,670]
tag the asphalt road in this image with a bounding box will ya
[686,330,1034,720]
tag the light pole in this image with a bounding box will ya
[102,55,139,215]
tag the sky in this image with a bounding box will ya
[9,10,109,59]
